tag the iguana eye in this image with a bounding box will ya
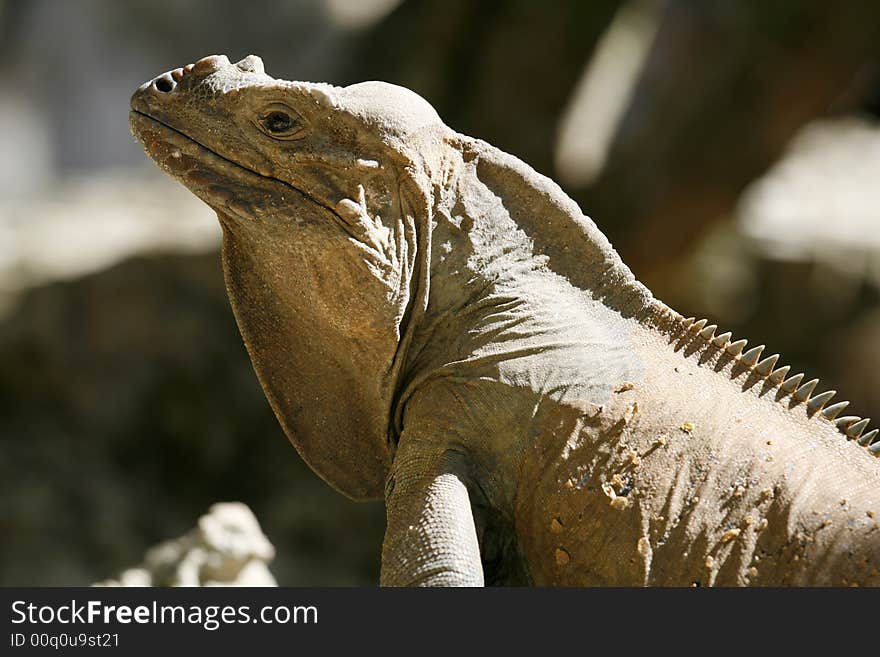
[264,111,292,132]
[256,106,305,139]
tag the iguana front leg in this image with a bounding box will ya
[380,440,484,586]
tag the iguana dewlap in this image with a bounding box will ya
[130,54,880,586]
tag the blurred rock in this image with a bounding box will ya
[0,171,218,314]
[739,118,880,284]
[97,502,277,587]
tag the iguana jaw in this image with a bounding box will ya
[129,108,345,228]
[130,101,405,501]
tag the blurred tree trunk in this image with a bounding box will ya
[583,1,880,304]
[344,0,622,176]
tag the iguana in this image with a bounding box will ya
[130,54,880,586]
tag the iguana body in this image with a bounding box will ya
[130,55,880,586]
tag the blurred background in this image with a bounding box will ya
[2,0,880,585]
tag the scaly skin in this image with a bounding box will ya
[130,54,880,586]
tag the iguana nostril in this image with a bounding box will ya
[154,76,174,93]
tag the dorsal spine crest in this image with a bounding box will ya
[670,313,878,456]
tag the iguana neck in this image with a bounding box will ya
[392,142,664,438]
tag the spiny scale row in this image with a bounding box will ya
[680,317,879,455]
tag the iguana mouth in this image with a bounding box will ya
[129,109,344,226]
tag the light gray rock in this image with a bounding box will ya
[96,502,276,587]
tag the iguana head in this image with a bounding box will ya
[130,54,444,499]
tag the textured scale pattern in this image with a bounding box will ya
[675,315,879,455]
[130,54,880,586]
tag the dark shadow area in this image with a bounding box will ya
[0,253,385,585]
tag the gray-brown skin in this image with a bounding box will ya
[130,55,880,587]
